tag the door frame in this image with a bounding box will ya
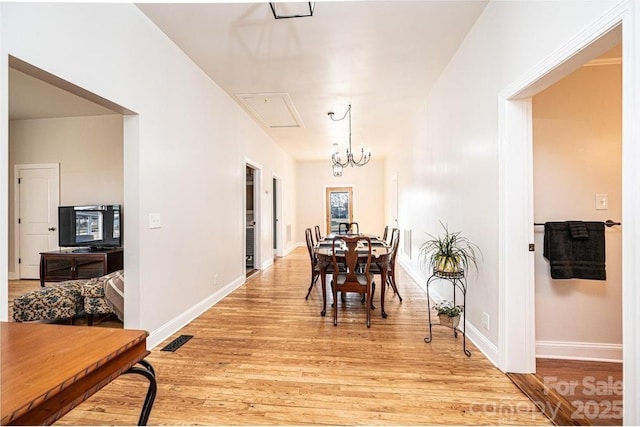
[389,173,398,230]
[272,173,284,258]
[244,158,262,274]
[498,3,638,422]
[324,185,354,234]
[13,163,60,280]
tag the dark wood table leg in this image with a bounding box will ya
[381,262,388,318]
[39,255,45,287]
[320,263,327,317]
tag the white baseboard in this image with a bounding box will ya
[283,243,299,256]
[8,272,18,280]
[536,340,623,362]
[465,321,500,366]
[261,257,273,270]
[146,274,246,350]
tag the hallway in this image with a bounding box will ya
[53,248,550,425]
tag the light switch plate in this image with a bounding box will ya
[149,213,161,229]
[595,194,608,210]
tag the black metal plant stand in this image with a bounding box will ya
[424,269,471,357]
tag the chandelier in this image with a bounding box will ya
[328,104,371,177]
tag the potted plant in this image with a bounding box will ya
[419,222,481,275]
[434,300,464,329]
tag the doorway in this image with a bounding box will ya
[389,173,398,229]
[498,13,637,424]
[532,47,622,358]
[531,44,622,425]
[499,23,623,374]
[272,174,284,259]
[245,162,261,277]
[325,186,353,234]
[14,164,60,279]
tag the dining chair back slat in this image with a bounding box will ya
[387,228,402,301]
[331,235,373,327]
[338,222,359,235]
[304,228,320,299]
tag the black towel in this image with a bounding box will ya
[543,221,606,280]
[568,221,589,239]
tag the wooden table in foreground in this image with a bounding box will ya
[0,322,156,426]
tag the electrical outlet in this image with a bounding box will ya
[149,213,161,229]
[482,312,490,331]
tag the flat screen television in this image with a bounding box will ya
[58,205,122,251]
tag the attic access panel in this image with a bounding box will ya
[235,92,304,129]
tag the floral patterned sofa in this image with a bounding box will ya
[82,270,124,325]
[12,279,85,324]
[12,270,124,325]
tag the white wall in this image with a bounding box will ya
[0,3,297,346]
[533,63,622,359]
[388,0,623,352]
[8,114,124,277]
[296,159,385,241]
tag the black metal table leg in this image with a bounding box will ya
[125,360,157,426]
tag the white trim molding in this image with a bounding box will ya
[536,340,623,363]
[622,0,640,424]
[147,274,245,350]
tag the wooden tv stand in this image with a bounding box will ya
[39,248,123,287]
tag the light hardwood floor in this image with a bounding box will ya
[46,248,551,425]
[537,358,623,426]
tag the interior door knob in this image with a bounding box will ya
[48,227,56,231]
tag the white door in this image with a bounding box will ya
[17,165,60,279]
[389,173,398,229]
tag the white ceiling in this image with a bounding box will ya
[137,1,489,161]
[8,1,490,161]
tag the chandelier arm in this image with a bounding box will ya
[351,148,371,166]
[327,104,370,174]
[351,150,371,166]
[332,153,349,168]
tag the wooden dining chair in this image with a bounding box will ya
[386,228,402,301]
[370,228,403,302]
[330,235,373,327]
[304,228,320,299]
[314,225,322,243]
[338,222,359,235]
[382,225,389,243]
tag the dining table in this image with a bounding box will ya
[1,322,156,426]
[314,233,393,319]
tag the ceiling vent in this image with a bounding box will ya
[235,92,304,129]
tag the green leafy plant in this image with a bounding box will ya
[434,300,464,317]
[419,222,481,273]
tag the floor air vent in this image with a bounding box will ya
[161,334,193,352]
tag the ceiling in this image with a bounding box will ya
[137,1,489,161]
[10,1,491,161]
